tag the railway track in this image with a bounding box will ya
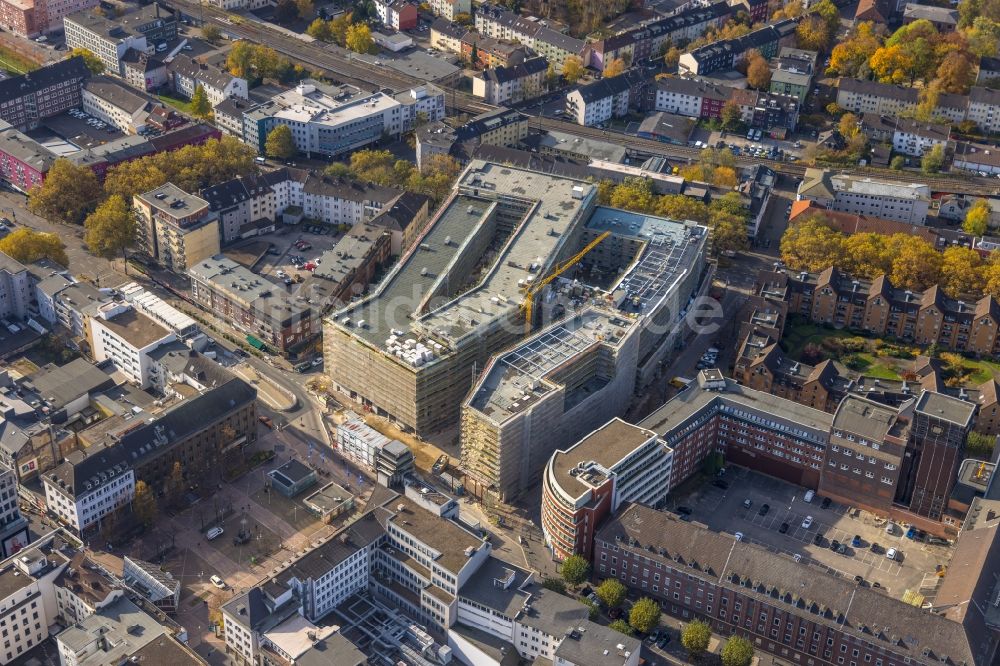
[168,0,1000,194]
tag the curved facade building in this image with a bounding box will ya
[541,418,673,561]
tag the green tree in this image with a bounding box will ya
[610,177,657,213]
[560,554,590,586]
[609,619,634,636]
[202,24,222,43]
[27,159,102,225]
[582,598,599,620]
[0,228,69,266]
[296,0,314,19]
[274,0,297,22]
[596,579,627,608]
[132,480,158,528]
[265,125,297,160]
[628,597,661,634]
[721,636,755,666]
[721,99,743,131]
[890,155,905,170]
[189,85,213,119]
[656,195,710,223]
[84,194,135,270]
[346,22,375,54]
[306,18,333,41]
[964,198,991,235]
[966,430,996,457]
[69,48,104,74]
[541,578,567,593]
[329,12,353,46]
[681,620,712,657]
[921,144,946,173]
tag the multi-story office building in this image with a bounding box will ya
[64,4,177,76]
[0,57,90,131]
[594,503,998,666]
[797,168,931,225]
[541,418,673,561]
[188,255,316,353]
[325,160,709,438]
[133,183,220,273]
[243,81,444,158]
[89,302,176,388]
[0,533,70,665]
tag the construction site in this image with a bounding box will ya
[323,160,710,448]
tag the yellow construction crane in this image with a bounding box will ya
[520,231,611,334]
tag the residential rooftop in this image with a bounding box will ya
[551,418,659,498]
[94,306,171,350]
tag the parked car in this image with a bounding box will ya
[779,522,789,534]
[813,532,824,546]
[821,496,832,509]
[206,526,224,540]
[870,542,882,554]
[758,503,770,516]
[886,547,899,561]
[210,575,226,588]
[676,506,693,515]
[258,415,274,429]
[801,516,813,529]
[852,535,863,548]
[742,498,753,509]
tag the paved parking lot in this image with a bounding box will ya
[668,468,954,602]
[254,225,345,287]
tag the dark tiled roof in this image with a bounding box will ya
[484,56,548,85]
[0,56,90,102]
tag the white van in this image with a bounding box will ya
[206,526,224,540]
[803,489,815,503]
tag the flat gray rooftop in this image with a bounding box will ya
[467,306,635,422]
[332,161,596,361]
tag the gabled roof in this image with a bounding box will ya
[0,56,90,102]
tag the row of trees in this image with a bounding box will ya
[830,18,988,96]
[594,173,751,257]
[27,136,258,264]
[306,12,376,53]
[323,149,464,203]
[780,214,1000,296]
[226,42,310,83]
[559,556,754,665]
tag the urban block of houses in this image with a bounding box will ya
[167,54,248,108]
[769,46,817,103]
[678,18,799,76]
[474,3,587,70]
[565,69,648,126]
[63,3,177,76]
[0,56,91,132]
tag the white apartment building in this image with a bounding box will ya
[428,0,469,20]
[167,55,248,107]
[472,57,548,105]
[652,77,731,118]
[81,76,153,134]
[891,118,952,157]
[966,86,1000,135]
[0,534,70,665]
[565,76,632,126]
[63,11,148,76]
[0,253,32,321]
[53,554,124,626]
[797,168,931,225]
[89,303,176,388]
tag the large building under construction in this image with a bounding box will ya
[323,160,709,441]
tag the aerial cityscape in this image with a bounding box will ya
[0,0,997,662]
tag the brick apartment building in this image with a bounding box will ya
[759,268,1000,356]
[593,503,999,666]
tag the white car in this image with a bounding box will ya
[206,526,224,540]
[210,575,226,588]
[311,357,323,366]
[885,547,898,561]
[801,516,813,529]
[734,532,744,541]
[276,269,287,278]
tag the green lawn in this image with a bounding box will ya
[0,45,40,75]
[847,354,902,380]
[158,93,193,114]
[952,357,1000,385]
[778,322,855,360]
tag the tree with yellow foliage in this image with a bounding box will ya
[963,199,991,236]
[779,216,845,271]
[939,246,985,296]
[603,57,627,78]
[745,50,771,90]
[888,234,943,290]
[346,23,375,54]
[0,228,69,267]
[829,22,883,77]
[563,55,585,83]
